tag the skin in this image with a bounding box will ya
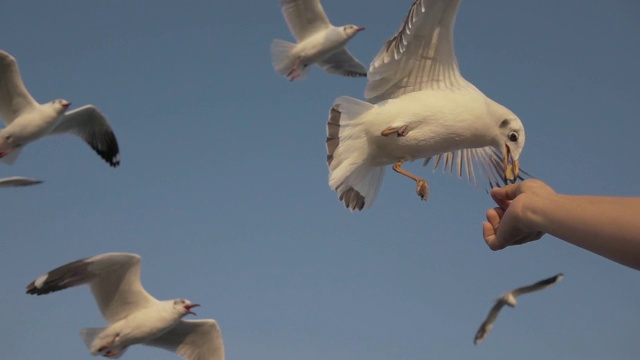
[483,179,640,271]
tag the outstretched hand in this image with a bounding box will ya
[483,179,553,250]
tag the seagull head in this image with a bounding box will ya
[495,116,525,183]
[173,299,200,316]
[51,99,72,113]
[342,25,366,38]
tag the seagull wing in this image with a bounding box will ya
[26,253,158,323]
[365,0,472,103]
[512,273,564,297]
[317,49,367,77]
[0,50,38,124]
[0,176,42,187]
[280,0,332,42]
[474,299,507,345]
[48,105,120,167]
[145,319,225,360]
[423,147,527,189]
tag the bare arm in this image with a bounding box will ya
[483,179,640,271]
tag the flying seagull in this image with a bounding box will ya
[26,253,224,359]
[474,273,563,345]
[0,176,42,187]
[271,0,367,81]
[326,0,525,211]
[0,50,120,167]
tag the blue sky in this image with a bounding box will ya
[1,0,639,359]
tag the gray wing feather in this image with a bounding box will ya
[365,0,470,103]
[474,300,506,345]
[280,0,332,42]
[0,176,42,187]
[49,105,120,167]
[512,273,564,297]
[318,49,367,77]
[145,319,225,360]
[0,50,38,124]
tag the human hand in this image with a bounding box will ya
[482,179,555,250]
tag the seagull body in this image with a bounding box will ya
[0,50,120,167]
[326,0,525,211]
[272,0,366,80]
[26,253,224,360]
[0,176,42,187]
[473,273,564,345]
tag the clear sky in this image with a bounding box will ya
[1,1,639,359]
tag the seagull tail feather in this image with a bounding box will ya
[327,96,384,211]
[270,39,299,77]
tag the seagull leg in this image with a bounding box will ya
[381,125,409,137]
[392,159,429,201]
[286,58,301,78]
[97,334,119,356]
[0,147,13,158]
[289,64,308,81]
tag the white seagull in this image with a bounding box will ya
[0,176,42,187]
[326,0,525,211]
[0,50,120,167]
[26,253,224,360]
[474,273,564,345]
[271,0,367,81]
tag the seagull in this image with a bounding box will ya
[473,273,563,345]
[26,253,224,360]
[325,0,526,211]
[0,50,120,167]
[0,176,42,187]
[271,0,367,81]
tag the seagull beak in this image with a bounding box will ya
[184,304,200,315]
[63,102,71,109]
[503,144,520,183]
[356,27,366,32]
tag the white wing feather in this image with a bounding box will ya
[0,50,38,124]
[280,0,332,42]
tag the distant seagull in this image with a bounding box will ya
[26,253,224,360]
[271,0,367,81]
[0,176,42,187]
[326,0,525,211]
[0,50,120,167]
[474,273,563,345]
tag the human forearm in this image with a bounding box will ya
[525,194,640,270]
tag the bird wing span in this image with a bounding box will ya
[0,176,42,187]
[474,300,507,345]
[423,146,524,189]
[26,253,158,323]
[0,50,38,124]
[365,0,470,103]
[318,49,367,77]
[145,319,225,360]
[280,0,332,42]
[49,105,120,167]
[512,273,564,297]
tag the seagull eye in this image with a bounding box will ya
[508,132,519,142]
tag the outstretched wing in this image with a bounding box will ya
[0,50,38,124]
[318,49,367,77]
[0,176,42,187]
[26,253,157,323]
[512,273,564,297]
[145,319,225,360]
[49,105,120,167]
[280,0,332,42]
[365,0,472,103]
[474,300,506,345]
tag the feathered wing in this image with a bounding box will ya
[145,320,225,360]
[0,50,38,124]
[280,0,332,42]
[0,176,42,187]
[423,147,527,188]
[365,0,470,103]
[511,273,564,297]
[26,253,158,323]
[474,300,506,345]
[317,49,367,77]
[48,105,120,167]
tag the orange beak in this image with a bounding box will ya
[503,144,520,183]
